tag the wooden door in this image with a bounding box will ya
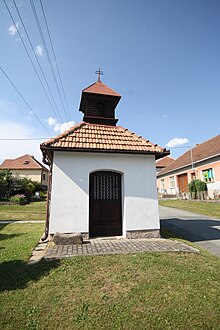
[89,171,122,238]
[177,173,188,193]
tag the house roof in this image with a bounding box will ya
[158,134,220,177]
[41,122,169,159]
[0,154,49,171]
[156,156,175,168]
[82,80,121,97]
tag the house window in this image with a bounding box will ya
[202,168,214,182]
[43,173,46,181]
[169,176,175,189]
[24,161,29,165]
[161,179,165,189]
[191,172,196,180]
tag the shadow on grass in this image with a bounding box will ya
[0,223,9,231]
[0,233,25,241]
[0,259,60,292]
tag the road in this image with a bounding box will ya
[159,205,220,257]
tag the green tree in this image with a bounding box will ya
[0,170,12,199]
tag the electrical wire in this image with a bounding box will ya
[39,0,72,120]
[30,0,70,121]
[11,0,63,122]
[4,0,63,122]
[0,138,49,140]
[168,146,191,149]
[0,65,51,135]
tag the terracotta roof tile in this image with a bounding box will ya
[0,154,48,171]
[82,81,121,97]
[158,134,220,177]
[41,122,169,159]
[156,156,175,168]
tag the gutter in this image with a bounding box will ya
[40,145,170,160]
[41,150,53,241]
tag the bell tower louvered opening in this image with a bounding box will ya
[79,77,121,126]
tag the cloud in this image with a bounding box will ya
[35,45,44,56]
[8,22,19,36]
[0,121,46,164]
[166,137,189,148]
[46,117,57,126]
[46,117,75,134]
[162,114,167,118]
[54,121,75,133]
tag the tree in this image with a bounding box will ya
[0,170,44,200]
[0,170,12,199]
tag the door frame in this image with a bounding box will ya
[177,173,188,193]
[89,169,124,238]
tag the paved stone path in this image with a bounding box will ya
[42,238,199,260]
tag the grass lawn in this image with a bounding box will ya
[159,199,220,218]
[1,224,220,329]
[0,201,46,221]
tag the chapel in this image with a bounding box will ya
[41,72,169,239]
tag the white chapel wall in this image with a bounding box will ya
[49,151,160,235]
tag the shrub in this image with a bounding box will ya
[0,170,12,199]
[0,170,45,200]
[188,180,197,193]
[9,194,26,204]
[188,179,207,199]
[195,180,207,192]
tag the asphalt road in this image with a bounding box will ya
[159,205,220,257]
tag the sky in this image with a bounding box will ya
[1,0,220,163]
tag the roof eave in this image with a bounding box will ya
[40,145,170,158]
[157,152,220,178]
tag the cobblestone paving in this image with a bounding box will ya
[43,238,199,259]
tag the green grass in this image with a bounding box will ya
[159,199,220,218]
[0,223,220,329]
[0,201,46,221]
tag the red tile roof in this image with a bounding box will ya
[41,122,169,159]
[156,156,175,168]
[82,80,121,97]
[0,154,48,171]
[158,134,220,177]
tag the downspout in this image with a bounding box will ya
[41,151,52,241]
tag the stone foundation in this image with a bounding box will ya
[53,232,83,245]
[126,229,160,239]
[81,232,89,240]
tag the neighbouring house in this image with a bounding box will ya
[0,154,49,189]
[157,134,220,198]
[156,156,175,175]
[40,75,169,240]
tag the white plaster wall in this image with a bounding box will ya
[207,181,220,191]
[49,151,160,235]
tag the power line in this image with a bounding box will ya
[39,0,72,120]
[4,0,63,122]
[0,138,50,140]
[0,65,51,135]
[168,145,192,149]
[11,0,63,122]
[30,0,70,121]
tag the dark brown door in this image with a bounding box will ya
[89,171,122,238]
[178,173,188,193]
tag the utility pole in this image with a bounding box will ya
[189,145,194,169]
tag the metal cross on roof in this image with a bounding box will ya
[95,68,103,82]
